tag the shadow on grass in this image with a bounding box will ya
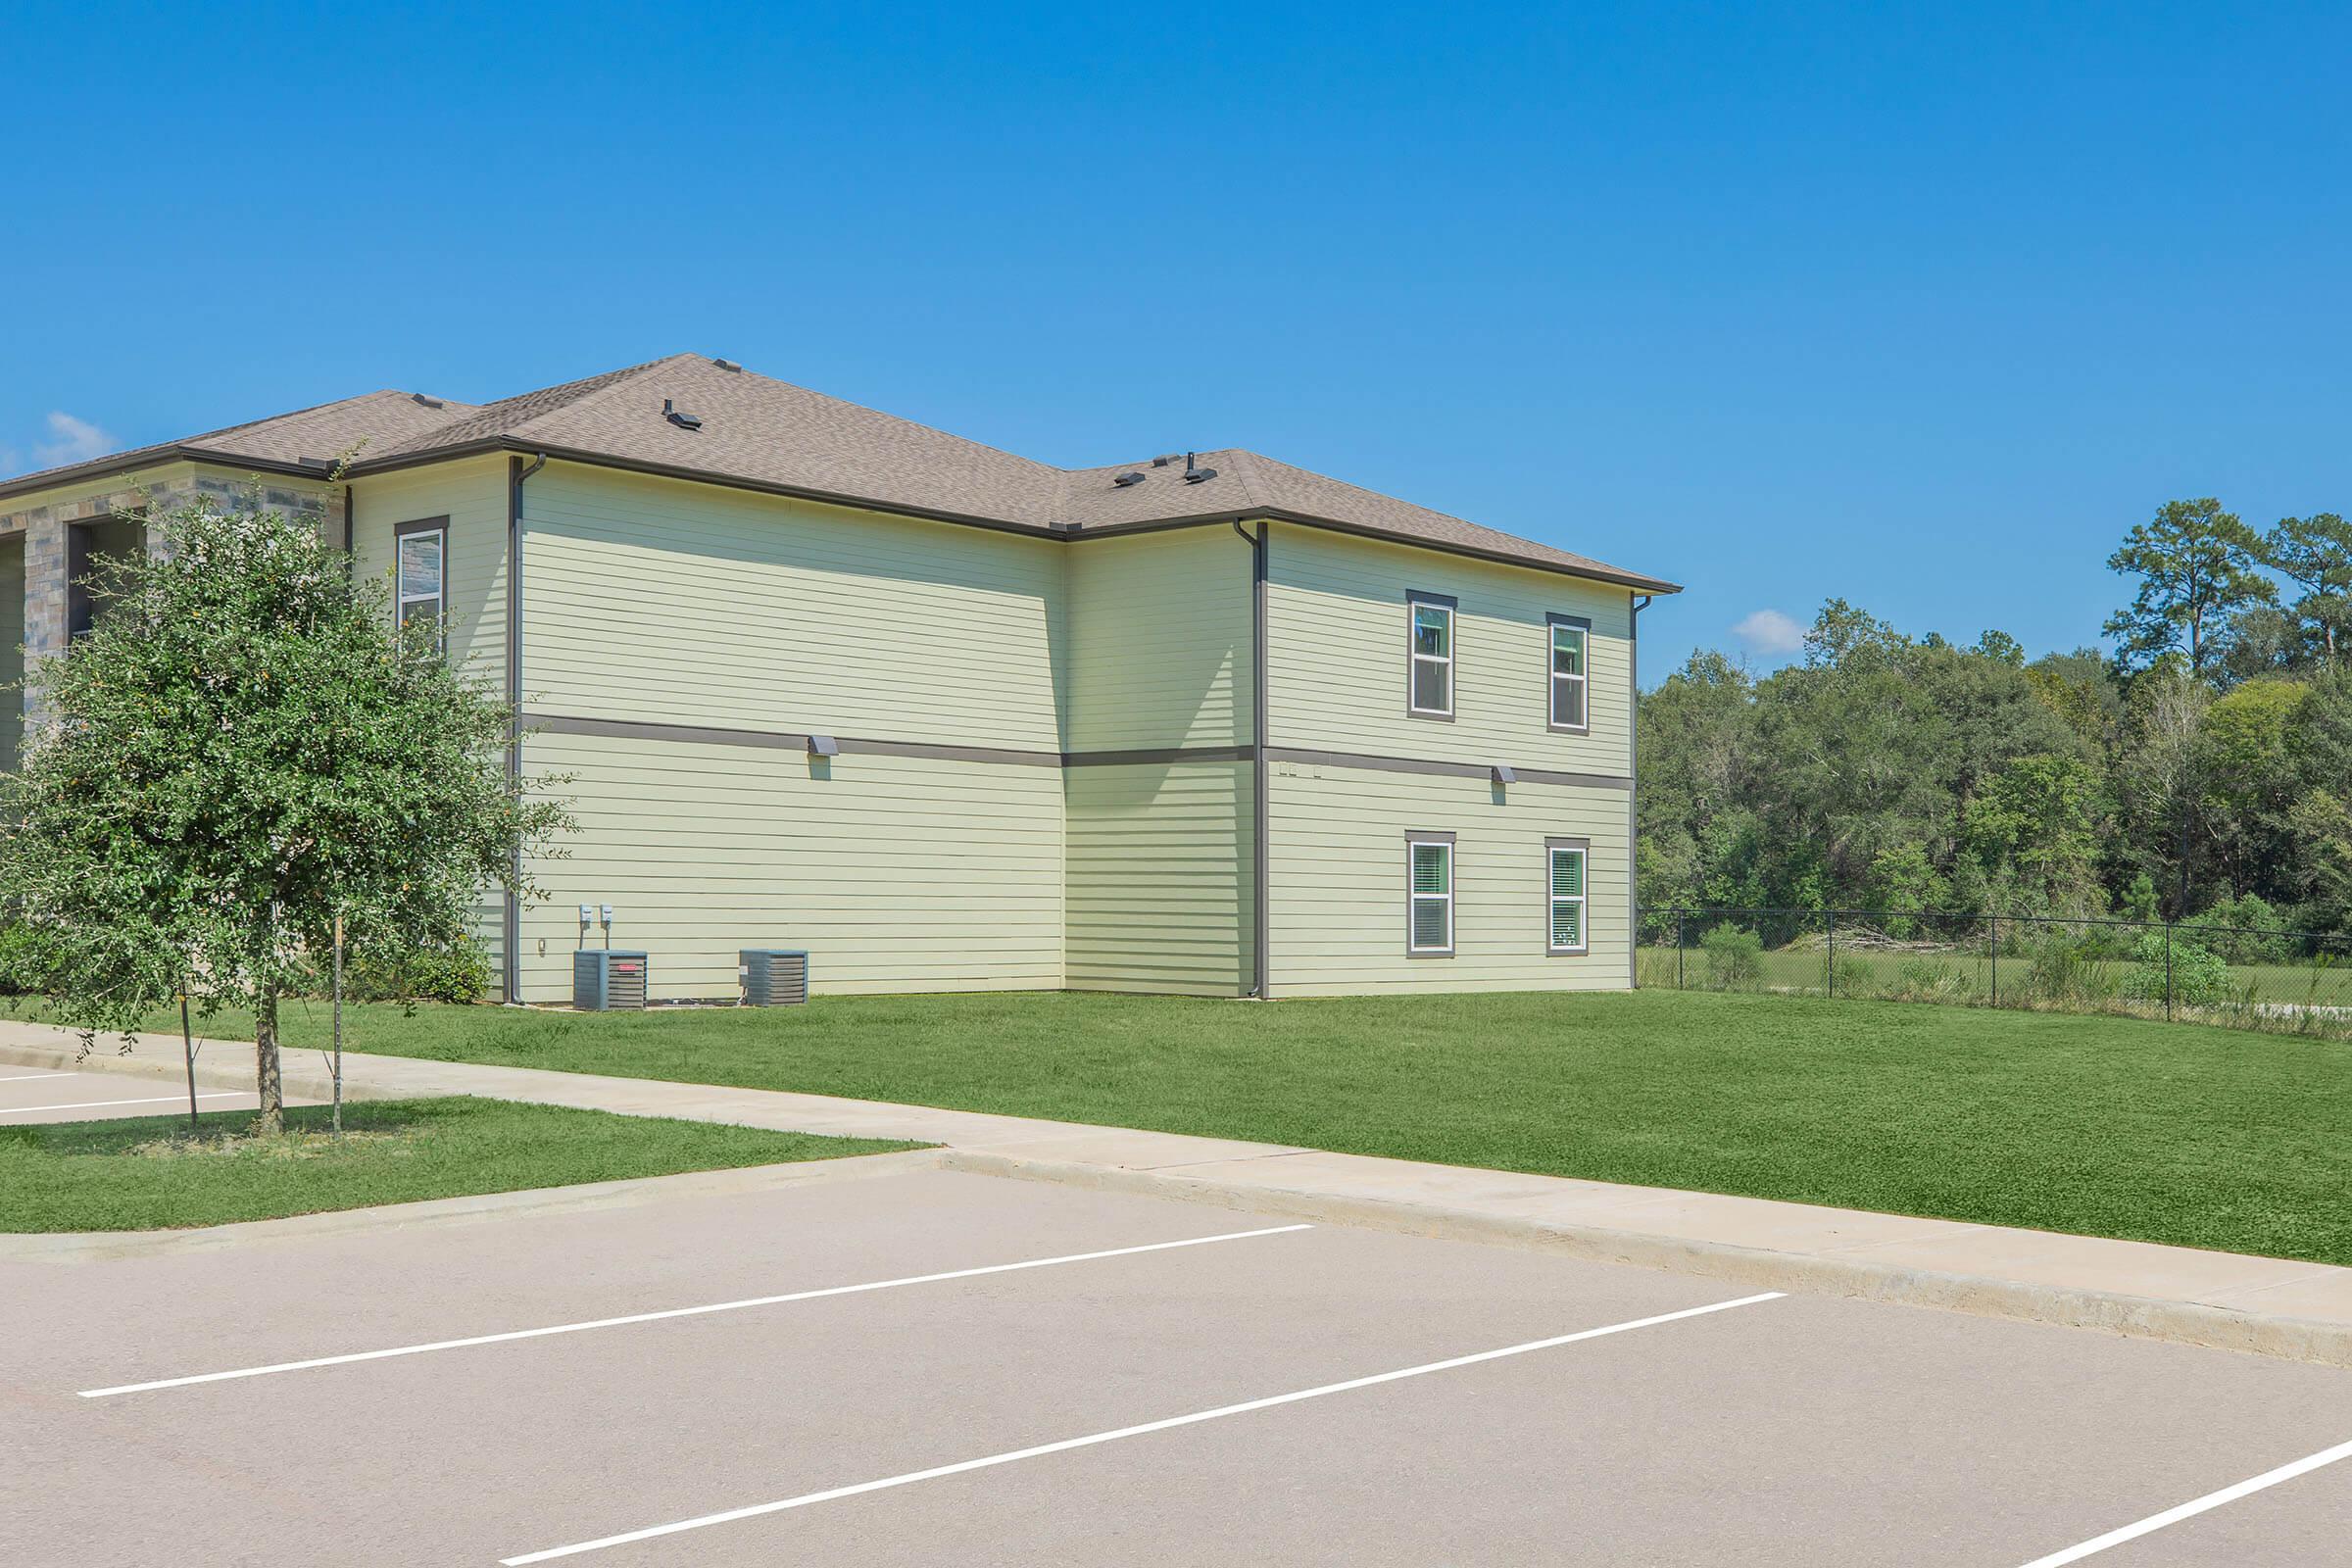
[1,1100,451,1160]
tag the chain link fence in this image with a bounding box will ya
[1638,906,2352,1041]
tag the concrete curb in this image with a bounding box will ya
[15,1025,2352,1370]
[2,1148,948,1263]
[939,1150,2352,1370]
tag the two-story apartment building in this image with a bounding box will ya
[0,354,1677,1002]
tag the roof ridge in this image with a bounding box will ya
[370,355,689,459]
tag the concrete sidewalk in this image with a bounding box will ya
[7,1018,2350,1368]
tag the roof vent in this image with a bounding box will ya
[1151,454,1181,467]
[1182,452,1218,484]
[663,399,703,431]
[711,358,742,371]
[411,393,445,409]
[1112,471,1146,488]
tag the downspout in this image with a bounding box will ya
[1233,519,1269,998]
[505,452,548,1004]
[1628,593,1651,988]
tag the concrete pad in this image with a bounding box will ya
[2180,1266,2352,1318]
[1835,1219,2330,1303]
[956,1130,1314,1169]
[1482,1182,1990,1253]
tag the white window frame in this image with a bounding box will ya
[1547,613,1591,734]
[1546,838,1590,956]
[395,518,448,654]
[1408,594,1456,719]
[1407,833,1455,956]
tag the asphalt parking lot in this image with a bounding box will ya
[5,1163,2349,1565]
[0,1064,283,1124]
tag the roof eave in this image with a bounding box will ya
[1075,508,1682,593]
[0,444,348,505]
[343,441,1681,592]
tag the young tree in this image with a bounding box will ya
[2103,498,2274,682]
[2,497,570,1130]
[2263,512,2352,667]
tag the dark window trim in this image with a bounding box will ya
[1544,835,1592,956]
[1406,829,1457,957]
[1407,590,1457,722]
[1545,612,1592,736]
[394,514,449,654]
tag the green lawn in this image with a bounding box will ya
[134,987,2352,1267]
[0,1096,915,1232]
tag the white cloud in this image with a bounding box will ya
[32,411,117,468]
[1734,608,1806,655]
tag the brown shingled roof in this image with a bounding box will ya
[2,356,1677,591]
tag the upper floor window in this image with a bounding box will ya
[1548,614,1590,733]
[396,518,447,653]
[1408,594,1455,718]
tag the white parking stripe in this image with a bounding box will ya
[0,1072,76,1083]
[2015,1436,2352,1567]
[499,1290,1787,1565]
[78,1222,1313,1398]
[0,1093,242,1115]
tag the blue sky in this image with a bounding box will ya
[5,2,2347,680]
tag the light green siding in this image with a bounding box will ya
[1266,760,1630,995]
[510,462,1066,1000]
[520,730,1063,1000]
[1060,527,1253,993]
[350,455,512,682]
[1265,523,1635,775]
[518,464,1062,749]
[350,455,513,982]
[1064,527,1251,751]
[1066,761,1252,995]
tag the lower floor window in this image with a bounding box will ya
[1407,835,1454,956]
[1547,840,1589,954]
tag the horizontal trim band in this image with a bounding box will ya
[524,714,1632,790]
[524,713,1063,767]
[1265,747,1632,791]
[1063,746,1253,767]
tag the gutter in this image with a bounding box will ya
[1234,519,1270,998]
[1629,593,1650,988]
[337,443,1682,594]
[505,452,548,1004]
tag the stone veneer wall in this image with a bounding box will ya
[0,470,342,718]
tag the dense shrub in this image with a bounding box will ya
[2122,933,2231,1006]
[306,936,495,1004]
[0,921,52,996]
[2191,893,2294,964]
[2025,934,2117,1005]
[1701,922,1764,990]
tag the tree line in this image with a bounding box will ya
[1637,502,2352,935]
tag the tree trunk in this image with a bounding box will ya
[254,989,283,1133]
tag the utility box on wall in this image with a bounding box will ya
[574,950,650,1011]
[739,950,809,1005]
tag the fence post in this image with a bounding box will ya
[1827,909,1836,997]
[1988,914,1997,1007]
[1676,911,1686,991]
[2165,920,2175,1022]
